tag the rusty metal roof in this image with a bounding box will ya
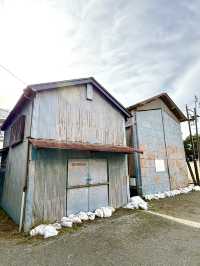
[1,77,131,130]
[127,93,187,122]
[29,138,143,154]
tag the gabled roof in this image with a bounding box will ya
[1,77,131,130]
[127,93,187,122]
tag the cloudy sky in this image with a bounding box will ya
[0,0,200,136]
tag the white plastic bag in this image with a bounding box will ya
[125,196,148,210]
[77,212,89,221]
[193,186,200,191]
[95,208,104,218]
[61,217,73,227]
[87,212,95,221]
[61,220,73,228]
[68,214,82,224]
[51,222,62,230]
[43,225,59,238]
[101,207,112,218]
[30,224,46,237]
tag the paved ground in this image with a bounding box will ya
[1,192,200,266]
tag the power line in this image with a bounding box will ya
[0,64,27,85]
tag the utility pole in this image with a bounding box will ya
[186,105,200,185]
[194,95,200,170]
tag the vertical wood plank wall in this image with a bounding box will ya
[30,148,128,226]
[1,102,32,223]
[31,85,126,146]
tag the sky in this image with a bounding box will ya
[0,0,200,138]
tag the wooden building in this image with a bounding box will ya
[0,77,137,231]
[126,93,188,196]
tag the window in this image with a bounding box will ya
[9,115,25,147]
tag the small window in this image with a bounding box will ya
[86,84,93,100]
[10,115,25,147]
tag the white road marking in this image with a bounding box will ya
[147,211,200,229]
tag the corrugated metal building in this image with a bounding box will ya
[126,93,188,195]
[0,77,138,231]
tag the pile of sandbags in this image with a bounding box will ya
[144,185,200,201]
[95,206,115,218]
[30,223,61,238]
[30,206,115,239]
[124,196,148,210]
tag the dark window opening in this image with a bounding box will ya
[9,115,26,147]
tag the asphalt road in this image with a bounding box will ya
[1,193,200,266]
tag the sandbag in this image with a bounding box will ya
[144,184,200,201]
[51,222,62,230]
[61,220,73,228]
[43,225,59,238]
[30,224,47,237]
[95,208,104,218]
[68,214,82,224]
[77,212,89,221]
[125,196,148,210]
[101,207,112,217]
[193,186,200,191]
[87,212,95,221]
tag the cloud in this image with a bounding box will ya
[0,0,200,138]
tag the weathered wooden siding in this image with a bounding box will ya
[0,102,32,224]
[31,85,126,146]
[28,148,128,227]
[108,155,129,208]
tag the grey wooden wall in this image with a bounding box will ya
[1,102,32,224]
[27,148,129,227]
[31,85,126,146]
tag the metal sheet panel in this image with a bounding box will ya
[137,109,170,194]
[89,159,107,184]
[89,185,108,210]
[163,111,188,189]
[68,159,89,186]
[67,187,88,215]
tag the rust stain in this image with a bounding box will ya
[29,138,143,154]
[154,176,160,184]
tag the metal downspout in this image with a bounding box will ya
[133,112,142,195]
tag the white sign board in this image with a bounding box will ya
[155,159,165,172]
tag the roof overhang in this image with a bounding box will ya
[1,88,35,130]
[127,93,187,122]
[1,77,131,130]
[29,138,143,154]
[29,77,131,118]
